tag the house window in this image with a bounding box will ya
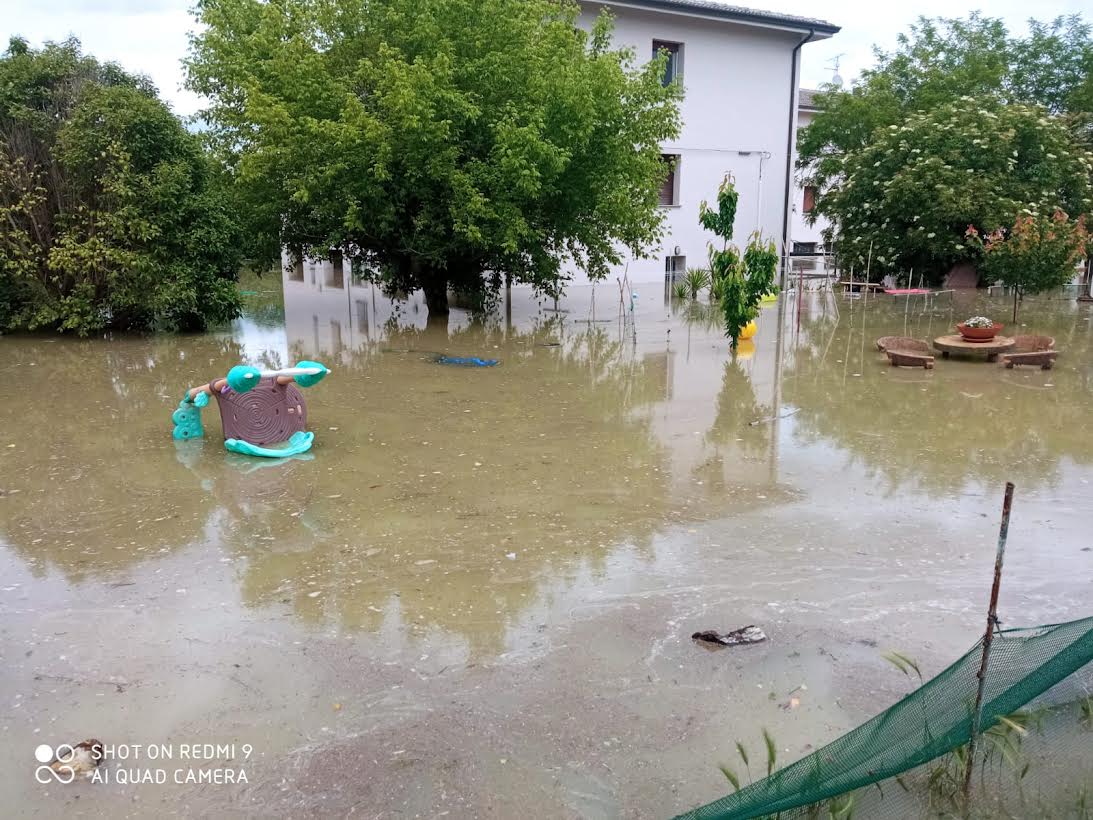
[665,255,686,284]
[659,154,680,207]
[653,40,683,86]
[803,185,816,214]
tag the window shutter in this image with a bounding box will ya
[659,166,675,206]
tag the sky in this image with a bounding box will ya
[3,0,1090,116]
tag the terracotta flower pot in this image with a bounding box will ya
[957,322,1003,342]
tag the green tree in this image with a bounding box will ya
[825,101,1093,282]
[968,212,1089,320]
[798,14,1093,259]
[186,0,681,316]
[0,38,243,335]
[700,176,777,347]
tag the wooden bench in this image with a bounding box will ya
[1000,335,1057,370]
[886,349,935,369]
[1002,350,1057,369]
[876,336,930,354]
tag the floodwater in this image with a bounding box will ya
[1,267,1091,818]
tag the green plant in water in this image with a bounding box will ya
[1080,696,1093,730]
[699,176,779,347]
[699,173,739,239]
[672,281,690,302]
[826,793,855,819]
[762,727,777,777]
[881,649,923,682]
[709,259,732,302]
[684,267,711,298]
[719,763,741,792]
[735,741,752,782]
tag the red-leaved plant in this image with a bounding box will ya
[966,210,1088,320]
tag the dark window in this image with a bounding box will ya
[803,185,816,214]
[653,40,682,86]
[659,154,680,206]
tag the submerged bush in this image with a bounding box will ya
[0,38,243,334]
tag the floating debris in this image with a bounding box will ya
[749,409,799,426]
[692,626,767,647]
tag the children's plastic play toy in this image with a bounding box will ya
[171,361,331,457]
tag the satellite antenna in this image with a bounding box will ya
[826,54,845,88]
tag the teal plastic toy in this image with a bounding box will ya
[294,360,329,388]
[171,397,205,440]
[171,361,330,458]
[225,430,315,458]
[226,364,262,393]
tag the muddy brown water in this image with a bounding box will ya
[1,275,1091,817]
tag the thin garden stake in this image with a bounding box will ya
[962,481,1016,807]
[863,242,873,308]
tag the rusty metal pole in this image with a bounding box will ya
[962,481,1015,809]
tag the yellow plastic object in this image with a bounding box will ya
[736,339,756,359]
[740,320,758,340]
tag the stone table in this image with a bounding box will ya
[933,334,1015,362]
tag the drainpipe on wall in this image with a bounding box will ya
[780,27,814,287]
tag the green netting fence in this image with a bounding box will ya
[674,616,1093,820]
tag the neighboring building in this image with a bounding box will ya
[790,87,829,256]
[571,1,839,285]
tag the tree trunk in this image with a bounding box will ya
[422,276,450,316]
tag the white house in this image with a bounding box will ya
[789,87,830,256]
[282,2,839,300]
[572,1,839,285]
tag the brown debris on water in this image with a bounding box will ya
[692,625,767,648]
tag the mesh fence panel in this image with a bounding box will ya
[673,617,1093,820]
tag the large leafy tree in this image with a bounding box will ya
[186,0,681,315]
[829,101,1093,281]
[0,38,243,334]
[798,14,1093,282]
[800,15,1093,200]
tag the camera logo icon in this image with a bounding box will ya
[34,743,77,784]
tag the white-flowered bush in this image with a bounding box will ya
[808,100,1093,284]
[963,316,995,328]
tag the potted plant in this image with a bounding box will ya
[957,315,1003,341]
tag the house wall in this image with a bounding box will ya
[573,2,809,285]
[790,106,829,253]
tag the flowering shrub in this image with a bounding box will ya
[821,99,1093,284]
[966,210,1089,318]
[963,316,995,328]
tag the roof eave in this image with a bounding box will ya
[595,0,840,38]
